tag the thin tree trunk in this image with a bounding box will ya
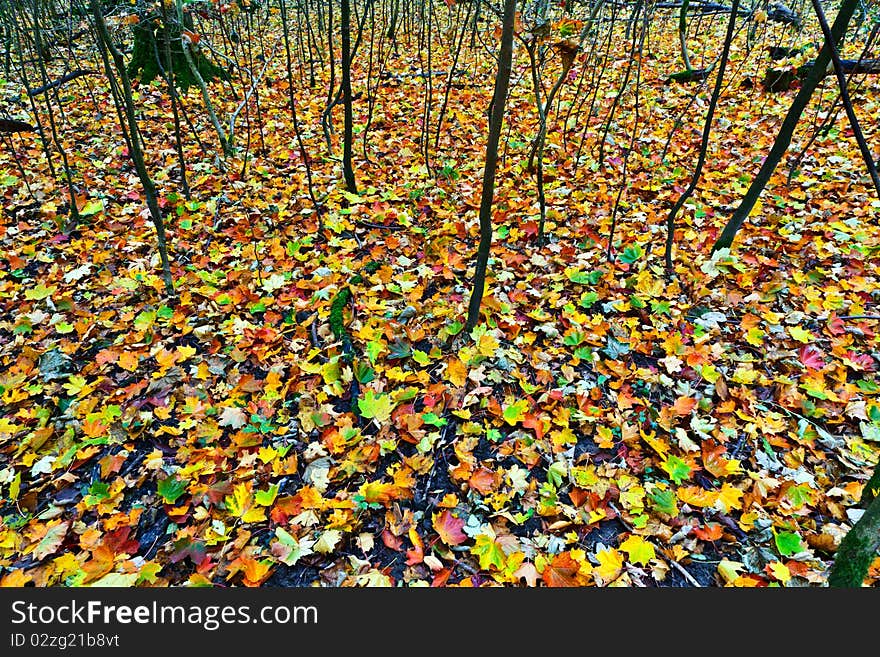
[712,0,860,252]
[341,0,357,192]
[466,0,516,331]
[91,0,174,297]
[808,0,880,196]
[664,0,739,271]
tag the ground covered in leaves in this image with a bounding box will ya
[1,7,880,587]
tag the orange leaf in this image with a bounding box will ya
[542,552,583,587]
[468,467,497,495]
[673,396,697,416]
[693,523,724,541]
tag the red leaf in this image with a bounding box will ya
[433,510,467,546]
[381,529,403,551]
[798,345,825,370]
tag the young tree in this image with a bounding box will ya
[712,0,860,252]
[466,0,517,331]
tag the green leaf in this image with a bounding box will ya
[579,292,599,308]
[365,340,384,365]
[619,244,644,264]
[353,360,375,384]
[662,456,691,485]
[80,199,104,216]
[471,533,506,571]
[445,320,464,336]
[358,389,395,423]
[387,338,412,360]
[157,475,187,504]
[272,527,313,566]
[133,310,156,331]
[649,487,678,515]
[422,412,447,427]
[568,269,602,285]
[503,399,529,425]
[774,530,804,557]
[24,284,56,301]
[254,483,279,507]
[55,322,74,334]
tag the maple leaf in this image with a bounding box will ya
[118,351,140,372]
[31,521,69,561]
[798,345,825,370]
[218,405,248,429]
[542,552,584,587]
[593,546,623,584]
[225,484,266,523]
[788,326,813,343]
[446,357,468,387]
[693,523,724,541]
[619,535,655,565]
[662,455,691,484]
[471,533,506,571]
[271,528,314,566]
[157,475,188,504]
[314,529,342,554]
[433,510,467,546]
[503,398,529,425]
[358,389,395,423]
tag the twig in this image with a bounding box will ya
[667,558,703,587]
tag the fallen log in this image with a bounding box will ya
[0,118,35,133]
[27,69,97,96]
[763,59,880,90]
[667,67,712,83]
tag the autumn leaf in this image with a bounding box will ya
[593,546,623,584]
[218,405,248,429]
[225,484,266,523]
[542,552,584,587]
[358,389,395,423]
[619,535,656,565]
[31,521,69,561]
[433,511,467,546]
[471,533,506,571]
[157,475,187,504]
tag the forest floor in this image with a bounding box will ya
[1,9,880,587]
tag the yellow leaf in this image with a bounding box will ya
[446,357,468,387]
[745,327,764,346]
[788,326,813,343]
[717,559,743,585]
[477,332,499,357]
[619,535,655,565]
[225,484,266,523]
[593,547,623,583]
[176,345,197,362]
[716,483,743,512]
[154,349,179,370]
[767,561,791,583]
[677,486,718,508]
[118,351,140,372]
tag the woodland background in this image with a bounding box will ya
[1,0,879,587]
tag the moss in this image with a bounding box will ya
[329,286,353,360]
[126,15,229,91]
[860,463,880,505]
[829,465,880,587]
